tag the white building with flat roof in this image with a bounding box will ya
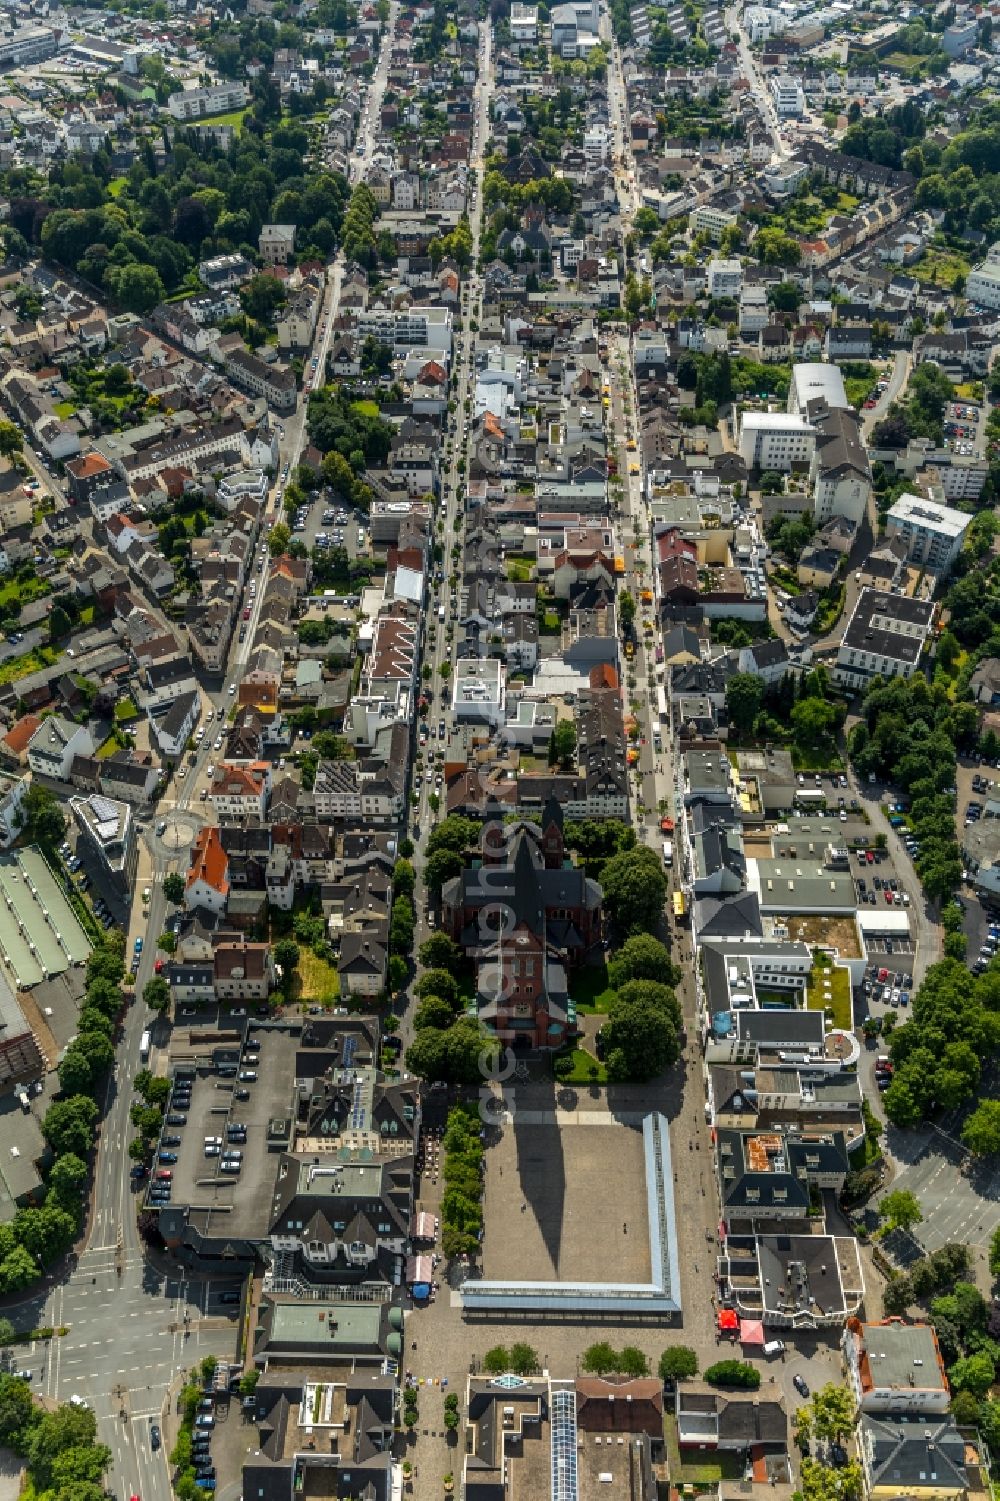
[885,494,971,573]
[452,659,505,728]
[967,243,1000,311]
[788,362,848,417]
[739,412,816,472]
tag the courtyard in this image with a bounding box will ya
[481,1111,652,1285]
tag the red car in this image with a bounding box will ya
[885,889,893,903]
[243,607,251,619]
[154,959,164,974]
[877,968,889,983]
[866,850,875,864]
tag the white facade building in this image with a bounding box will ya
[885,494,972,574]
[739,412,816,472]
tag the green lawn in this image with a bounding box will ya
[806,960,852,1031]
[506,558,533,583]
[53,401,77,419]
[96,735,120,760]
[114,698,139,723]
[0,576,50,612]
[107,176,127,198]
[911,246,971,288]
[572,963,615,1013]
[790,745,843,772]
[555,1045,607,1085]
[298,949,340,1003]
[186,107,248,132]
[664,1416,744,1484]
[350,399,380,418]
[0,645,57,685]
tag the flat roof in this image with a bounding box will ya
[859,1321,946,1390]
[154,1024,298,1241]
[0,849,91,989]
[749,859,857,913]
[266,1299,384,1349]
[888,494,972,541]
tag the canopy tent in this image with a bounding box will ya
[717,1308,738,1333]
[406,1254,433,1297]
[410,1212,436,1242]
[740,1319,765,1345]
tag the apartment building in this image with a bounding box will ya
[354,306,453,355]
[738,412,816,472]
[834,588,936,691]
[166,83,249,120]
[224,349,297,413]
[885,494,971,574]
[842,1319,949,1415]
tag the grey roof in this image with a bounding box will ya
[692,891,763,940]
[861,1414,967,1492]
[841,588,936,665]
[857,1322,947,1391]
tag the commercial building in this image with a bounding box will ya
[738,412,816,472]
[451,658,506,728]
[70,793,138,895]
[842,1318,950,1415]
[690,203,739,240]
[834,588,936,691]
[354,306,453,355]
[706,258,743,298]
[770,75,805,116]
[885,494,972,573]
[788,363,849,417]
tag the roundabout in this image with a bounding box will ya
[148,808,207,860]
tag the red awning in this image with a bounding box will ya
[740,1319,765,1345]
[410,1212,435,1241]
[717,1308,739,1332]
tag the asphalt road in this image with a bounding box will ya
[408,21,494,924]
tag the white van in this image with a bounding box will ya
[662,840,673,868]
[762,1339,785,1357]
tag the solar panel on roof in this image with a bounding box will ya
[343,1037,357,1068]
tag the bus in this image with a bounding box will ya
[656,685,669,725]
[672,891,687,924]
[139,1030,151,1064]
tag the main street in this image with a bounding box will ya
[408,19,494,970]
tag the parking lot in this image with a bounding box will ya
[887,1112,1000,1270]
[944,400,982,460]
[291,486,367,561]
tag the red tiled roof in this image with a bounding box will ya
[186,826,229,896]
[4,714,42,755]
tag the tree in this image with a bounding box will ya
[47,1152,88,1211]
[418,932,462,970]
[949,1351,995,1397]
[601,846,668,934]
[614,979,681,1031]
[509,1342,539,1375]
[990,1225,1000,1280]
[405,1019,497,1085]
[618,590,636,634]
[162,873,185,905]
[963,1099,1000,1156]
[415,969,459,1008]
[274,939,300,979]
[808,1383,856,1441]
[703,1360,761,1389]
[143,976,169,1012]
[57,1046,97,1099]
[725,673,764,739]
[414,996,455,1031]
[111,262,165,313]
[880,1188,923,1232]
[49,605,71,642]
[41,1096,99,1159]
[658,1346,698,1384]
[0,1371,33,1443]
[26,1402,98,1490]
[393,858,415,899]
[482,1346,511,1374]
[607,934,678,990]
[269,522,291,557]
[388,954,408,994]
[791,696,839,751]
[548,719,577,768]
[23,784,65,848]
[240,273,286,322]
[582,1341,618,1376]
[601,994,679,1081]
[425,847,464,897]
[618,1346,650,1378]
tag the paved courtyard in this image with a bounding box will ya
[481,1112,651,1284]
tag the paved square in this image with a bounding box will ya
[481,1113,650,1283]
